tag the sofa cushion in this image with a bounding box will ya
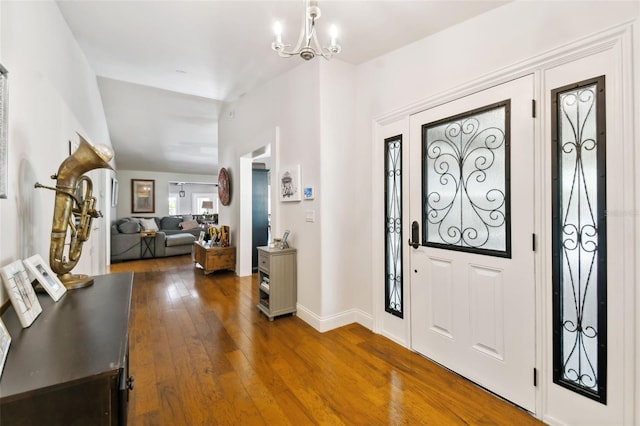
[179,220,199,230]
[118,221,141,234]
[160,216,182,230]
[165,233,196,247]
[111,224,119,235]
[139,217,159,231]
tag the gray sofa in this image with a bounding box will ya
[111,216,202,262]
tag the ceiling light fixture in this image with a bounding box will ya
[179,183,185,198]
[271,0,341,61]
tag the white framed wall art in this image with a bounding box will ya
[280,165,301,202]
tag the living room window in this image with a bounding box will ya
[168,195,177,215]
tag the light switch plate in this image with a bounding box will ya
[305,210,315,223]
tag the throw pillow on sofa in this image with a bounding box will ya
[118,221,141,234]
[179,220,199,230]
[139,218,159,231]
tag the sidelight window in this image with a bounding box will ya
[385,135,403,317]
[551,76,607,404]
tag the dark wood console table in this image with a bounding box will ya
[0,272,134,426]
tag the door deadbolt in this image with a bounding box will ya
[408,221,420,249]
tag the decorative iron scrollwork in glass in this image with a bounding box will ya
[422,101,511,258]
[385,135,402,318]
[552,76,607,404]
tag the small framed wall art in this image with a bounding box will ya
[24,254,67,302]
[0,260,42,328]
[131,179,155,213]
[280,165,301,202]
[303,186,314,200]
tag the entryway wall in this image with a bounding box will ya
[369,8,638,426]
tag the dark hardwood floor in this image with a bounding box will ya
[109,255,543,425]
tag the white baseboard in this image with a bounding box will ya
[296,303,373,333]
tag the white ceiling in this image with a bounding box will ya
[56,0,509,175]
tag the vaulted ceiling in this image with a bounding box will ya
[56,0,509,175]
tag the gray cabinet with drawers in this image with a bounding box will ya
[257,246,297,320]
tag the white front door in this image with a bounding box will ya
[409,75,536,411]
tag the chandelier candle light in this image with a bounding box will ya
[272,0,341,61]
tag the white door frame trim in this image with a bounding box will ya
[371,21,636,423]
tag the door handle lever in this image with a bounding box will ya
[408,221,420,249]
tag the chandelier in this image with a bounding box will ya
[271,0,341,61]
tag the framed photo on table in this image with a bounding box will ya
[0,318,10,378]
[111,177,119,207]
[0,260,42,328]
[24,254,67,302]
[131,179,155,213]
[279,230,290,249]
[0,63,8,199]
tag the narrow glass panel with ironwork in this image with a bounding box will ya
[422,100,511,258]
[552,76,607,404]
[385,135,402,318]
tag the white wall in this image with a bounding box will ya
[115,169,216,219]
[0,0,113,304]
[318,60,366,326]
[219,61,325,318]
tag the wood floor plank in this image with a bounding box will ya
[225,349,293,425]
[109,254,544,426]
[269,355,346,425]
[269,388,315,425]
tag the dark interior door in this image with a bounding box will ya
[252,169,269,271]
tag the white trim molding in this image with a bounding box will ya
[296,303,373,333]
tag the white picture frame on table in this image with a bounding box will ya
[24,254,67,302]
[279,165,301,202]
[0,318,10,377]
[111,177,119,207]
[0,63,8,199]
[0,260,42,328]
[279,229,290,249]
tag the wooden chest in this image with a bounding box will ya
[193,242,236,275]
